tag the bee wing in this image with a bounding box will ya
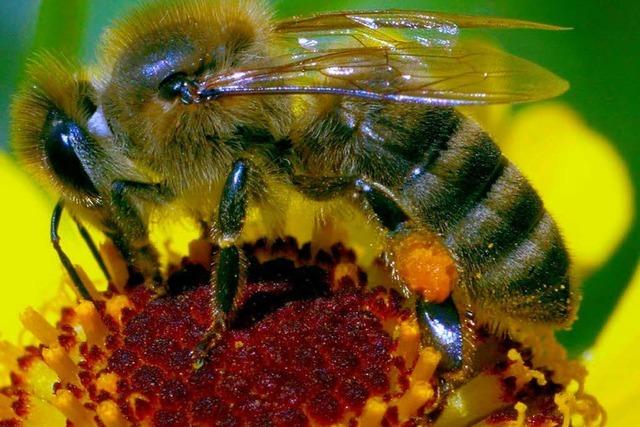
[274,9,568,32]
[199,10,569,106]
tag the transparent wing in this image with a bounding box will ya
[198,10,569,106]
[275,9,568,33]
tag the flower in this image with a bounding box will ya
[585,262,640,426]
[0,236,603,425]
[0,101,632,425]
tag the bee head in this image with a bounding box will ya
[97,0,279,155]
[11,54,105,207]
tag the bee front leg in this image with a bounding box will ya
[110,180,172,287]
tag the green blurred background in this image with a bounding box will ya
[0,0,637,356]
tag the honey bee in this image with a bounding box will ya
[12,0,576,371]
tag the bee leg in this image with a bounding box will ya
[110,180,173,286]
[416,297,463,371]
[52,199,113,284]
[353,179,410,233]
[353,179,464,371]
[196,159,250,361]
[51,200,93,301]
[295,175,410,231]
[294,174,464,369]
[215,159,250,319]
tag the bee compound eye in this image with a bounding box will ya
[42,109,99,197]
[158,72,191,102]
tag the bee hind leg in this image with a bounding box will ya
[353,179,464,371]
[295,175,464,371]
[416,297,463,371]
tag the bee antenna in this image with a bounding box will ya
[198,87,223,101]
[50,200,93,301]
[50,200,112,301]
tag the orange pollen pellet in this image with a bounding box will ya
[393,234,458,303]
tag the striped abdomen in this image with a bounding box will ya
[399,109,573,326]
[295,100,574,326]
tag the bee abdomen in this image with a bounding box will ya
[400,114,572,325]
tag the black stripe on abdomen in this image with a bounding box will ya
[401,118,505,234]
[444,161,544,267]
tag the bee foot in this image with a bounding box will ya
[191,318,227,370]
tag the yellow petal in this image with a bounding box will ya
[0,153,99,342]
[586,262,640,425]
[496,103,633,278]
